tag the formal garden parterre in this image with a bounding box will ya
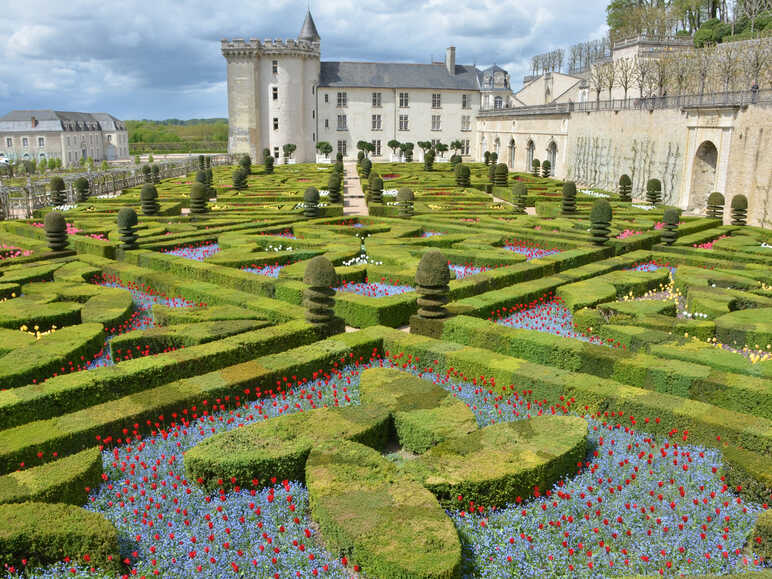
[0,155,770,578]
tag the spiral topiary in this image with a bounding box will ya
[335,160,344,176]
[151,164,160,184]
[49,177,67,206]
[706,192,725,220]
[424,150,435,171]
[531,158,540,177]
[590,199,612,245]
[494,163,508,187]
[487,163,496,183]
[232,167,248,191]
[303,256,337,326]
[512,182,527,214]
[239,154,252,173]
[561,181,577,215]
[370,175,384,204]
[661,207,680,245]
[195,170,207,186]
[327,172,342,203]
[204,156,211,170]
[117,208,139,250]
[189,182,208,214]
[140,184,160,215]
[618,174,632,202]
[646,178,662,205]
[74,177,89,202]
[264,155,274,174]
[206,168,214,192]
[142,164,152,184]
[361,158,372,178]
[198,155,206,171]
[541,160,551,178]
[415,250,451,319]
[730,195,748,226]
[397,188,414,219]
[303,187,320,218]
[454,164,470,187]
[43,211,68,251]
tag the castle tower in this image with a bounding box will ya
[222,11,321,163]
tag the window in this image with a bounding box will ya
[107,135,112,144]
[431,115,441,131]
[324,119,329,129]
[461,115,471,131]
[272,60,278,74]
[337,140,347,156]
[337,92,347,107]
[324,94,329,104]
[6,137,12,147]
[337,114,347,130]
[371,114,381,131]
[312,110,315,118]
[432,93,441,108]
[371,140,381,156]
[399,115,409,131]
[463,139,470,155]
[399,92,409,108]
[22,137,28,148]
[274,147,280,159]
[494,96,503,109]
[462,94,470,109]
[272,87,278,101]
[38,137,45,147]
[273,118,279,130]
[372,92,381,107]
[431,139,441,149]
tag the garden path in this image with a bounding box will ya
[342,161,369,216]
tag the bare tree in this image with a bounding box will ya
[602,61,617,99]
[616,57,635,101]
[741,38,770,87]
[694,44,714,95]
[714,44,739,93]
[740,0,772,36]
[671,51,693,97]
[653,56,671,96]
[634,56,654,98]
[590,64,605,106]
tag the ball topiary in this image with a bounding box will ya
[239,154,252,173]
[43,211,68,251]
[232,167,248,191]
[397,187,414,219]
[512,182,527,214]
[303,187,320,218]
[531,158,540,177]
[561,181,577,215]
[361,158,372,178]
[706,192,725,220]
[74,177,89,202]
[189,182,208,214]
[142,164,152,184]
[661,207,680,245]
[646,178,662,205]
[49,177,67,206]
[424,150,435,171]
[494,163,508,187]
[151,164,161,184]
[415,250,451,319]
[590,199,612,245]
[117,208,139,250]
[730,195,748,226]
[327,172,342,203]
[541,159,551,178]
[303,256,337,326]
[618,174,632,202]
[264,155,274,174]
[450,154,461,168]
[140,184,160,215]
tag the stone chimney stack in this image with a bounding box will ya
[446,46,456,76]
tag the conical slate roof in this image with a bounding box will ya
[298,10,320,42]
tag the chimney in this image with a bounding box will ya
[446,46,456,76]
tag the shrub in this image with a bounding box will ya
[140,184,160,215]
[74,177,89,202]
[334,160,344,176]
[142,164,152,184]
[541,159,551,178]
[327,171,342,203]
[450,153,461,168]
[206,168,214,192]
[454,164,470,187]
[264,155,274,174]
[189,182,208,214]
[151,164,160,184]
[303,256,337,325]
[357,151,365,165]
[397,187,415,219]
[494,163,508,186]
[239,154,252,172]
[490,152,498,164]
[484,151,491,165]
[316,142,332,158]
[204,156,211,170]
[49,177,66,206]
[402,143,414,162]
[424,150,435,171]
[488,163,496,183]
[303,187,320,218]
[661,207,680,245]
[361,158,372,178]
[730,194,747,226]
[117,208,139,249]
[531,158,540,177]
[198,154,206,170]
[512,182,527,214]
[336,152,343,162]
[646,178,662,205]
[618,174,632,202]
[370,174,384,204]
[590,199,612,245]
[195,170,207,186]
[561,181,577,215]
[415,251,450,319]
[43,211,68,251]
[706,191,724,220]
[232,167,248,191]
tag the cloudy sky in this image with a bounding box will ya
[0,0,609,120]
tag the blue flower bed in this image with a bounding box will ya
[335,281,414,297]
[241,264,289,279]
[162,243,221,261]
[450,264,491,279]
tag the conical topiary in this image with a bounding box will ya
[450,153,461,168]
[303,256,337,326]
[239,154,252,173]
[487,163,496,183]
[43,211,68,251]
[541,159,551,178]
[494,163,508,187]
[361,158,372,178]
[370,175,384,204]
[189,182,208,214]
[195,170,207,186]
[206,168,214,192]
[335,160,344,176]
[232,167,248,191]
[367,171,378,202]
[415,251,450,319]
[151,164,160,184]
[264,155,274,174]
[424,150,435,171]
[49,177,67,206]
[142,164,152,184]
[590,199,612,245]
[562,181,577,215]
[74,177,89,202]
[357,151,365,166]
[730,195,747,226]
[117,208,139,250]
[661,207,680,245]
[140,184,160,215]
[646,178,662,205]
[328,172,342,203]
[484,151,491,166]
[204,156,211,170]
[706,192,724,220]
[618,174,632,202]
[198,155,206,171]
[397,187,415,218]
[531,158,540,177]
[304,187,320,218]
[454,164,470,187]
[512,182,527,214]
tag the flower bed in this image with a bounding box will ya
[503,239,560,260]
[335,280,414,297]
[162,242,221,261]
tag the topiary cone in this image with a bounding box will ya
[706,192,724,220]
[43,211,68,251]
[303,256,337,325]
[304,187,320,218]
[140,184,160,215]
[590,199,612,245]
[494,163,508,187]
[189,182,208,214]
[661,207,680,245]
[487,163,496,183]
[730,195,747,226]
[562,181,577,215]
[512,182,527,214]
[646,178,662,205]
[49,177,67,207]
[618,174,632,202]
[370,175,384,204]
[327,172,341,204]
[117,208,139,250]
[397,188,414,219]
[415,251,450,319]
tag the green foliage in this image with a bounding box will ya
[416,251,450,319]
[562,181,577,215]
[646,178,662,205]
[43,211,68,251]
[730,194,748,225]
[397,187,415,218]
[484,151,491,165]
[488,162,496,183]
[303,187,320,218]
[369,174,384,204]
[239,154,252,173]
[264,155,274,174]
[387,140,400,155]
[661,207,680,245]
[541,159,551,178]
[117,208,139,249]
[424,150,435,171]
[361,158,372,178]
[316,141,333,157]
[327,171,342,203]
[618,174,632,202]
[512,181,527,214]
[232,167,248,191]
[263,149,271,163]
[142,164,152,184]
[283,143,297,160]
[531,158,540,176]
[151,164,161,184]
[49,177,66,206]
[494,163,508,186]
[74,177,89,202]
[189,182,208,214]
[590,199,612,245]
[706,191,724,219]
[454,163,470,187]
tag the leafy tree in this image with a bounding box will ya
[263,149,272,163]
[417,141,432,156]
[400,142,414,162]
[450,140,464,155]
[531,158,541,177]
[316,141,333,158]
[100,160,109,171]
[49,177,67,206]
[387,140,401,157]
[134,154,141,165]
[147,154,154,163]
[74,177,90,202]
[730,194,748,225]
[47,158,57,170]
[283,144,297,161]
[646,178,662,205]
[618,174,632,202]
[232,167,248,191]
[490,152,498,165]
[541,160,551,178]
[435,143,449,157]
[424,150,435,171]
[706,192,724,219]
[484,151,491,165]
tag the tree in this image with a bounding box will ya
[417,141,432,156]
[646,178,662,205]
[450,140,463,155]
[652,56,670,96]
[730,194,748,225]
[541,160,551,178]
[47,158,56,170]
[602,60,616,100]
[49,177,67,206]
[74,177,89,202]
[616,57,634,101]
[435,143,448,157]
[562,181,577,215]
[531,158,541,177]
[590,199,612,245]
[100,160,109,171]
[387,140,401,157]
[695,45,714,96]
[400,142,414,162]
[424,150,435,171]
[490,152,498,164]
[740,0,771,35]
[283,144,297,161]
[327,172,342,203]
[316,141,333,158]
[591,64,605,105]
[484,151,491,166]
[264,155,274,174]
[671,52,693,97]
[634,56,654,99]
[239,154,252,173]
[741,39,769,88]
[232,167,248,191]
[661,207,680,245]
[141,184,160,215]
[715,44,738,93]
[618,174,633,202]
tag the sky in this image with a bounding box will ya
[0,0,609,121]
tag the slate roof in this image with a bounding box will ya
[319,61,482,90]
[298,10,320,42]
[0,110,125,132]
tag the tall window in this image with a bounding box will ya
[461,116,471,131]
[337,114,347,130]
[6,137,12,147]
[371,140,381,156]
[273,118,279,130]
[399,92,409,108]
[431,139,441,148]
[494,96,503,109]
[37,137,45,147]
[462,94,470,109]
[107,135,112,144]
[463,139,470,155]
[274,147,280,159]
[431,115,441,131]
[337,92,347,107]
[324,119,329,129]
[272,60,278,74]
[324,94,329,104]
[371,114,382,131]
[22,137,28,147]
[432,93,441,108]
[337,140,347,156]
[399,114,409,131]
[272,87,278,100]
[372,92,382,107]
